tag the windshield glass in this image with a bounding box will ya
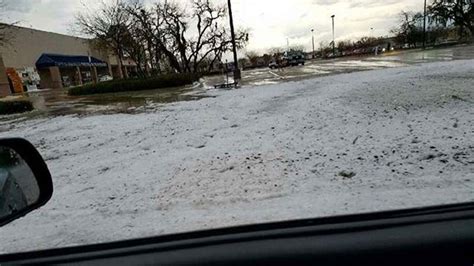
[0,0,473,254]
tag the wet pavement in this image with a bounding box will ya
[3,44,474,120]
[0,83,210,122]
[205,44,474,87]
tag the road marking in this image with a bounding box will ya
[269,71,284,79]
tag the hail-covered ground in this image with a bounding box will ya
[1,60,473,254]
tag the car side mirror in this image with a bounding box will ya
[0,138,53,227]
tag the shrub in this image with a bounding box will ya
[68,73,201,96]
[0,100,34,115]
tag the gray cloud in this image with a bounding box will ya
[311,0,400,8]
[348,0,400,8]
[311,0,339,5]
[2,0,34,12]
[1,0,424,52]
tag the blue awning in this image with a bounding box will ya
[35,53,108,69]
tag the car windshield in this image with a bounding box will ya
[0,0,473,254]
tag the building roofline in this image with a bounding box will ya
[0,23,92,42]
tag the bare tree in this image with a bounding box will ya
[245,51,259,66]
[318,41,331,55]
[289,45,305,52]
[77,0,249,75]
[122,27,147,76]
[337,40,353,52]
[391,11,425,48]
[268,47,284,56]
[429,0,473,39]
[126,1,188,73]
[189,0,248,72]
[127,0,249,74]
[125,2,167,74]
[75,0,133,78]
[353,36,384,49]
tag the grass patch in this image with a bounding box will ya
[68,73,201,96]
[0,99,34,115]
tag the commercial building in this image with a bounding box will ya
[0,24,137,96]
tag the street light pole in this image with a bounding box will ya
[227,0,240,82]
[331,15,335,56]
[311,29,315,59]
[423,0,427,49]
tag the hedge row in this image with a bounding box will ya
[0,100,34,115]
[68,73,201,96]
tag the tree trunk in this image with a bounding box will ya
[116,49,124,79]
[159,43,182,73]
[467,25,474,40]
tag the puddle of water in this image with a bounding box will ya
[233,44,474,87]
[252,80,280,86]
[6,84,212,120]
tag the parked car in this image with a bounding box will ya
[283,50,305,66]
[99,75,113,82]
[268,61,278,69]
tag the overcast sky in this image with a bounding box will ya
[2,0,424,53]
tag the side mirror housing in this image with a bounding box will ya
[0,138,53,227]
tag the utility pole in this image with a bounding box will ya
[423,0,427,49]
[331,15,335,56]
[311,29,315,59]
[227,0,240,83]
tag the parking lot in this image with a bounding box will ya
[204,44,474,87]
[1,56,473,254]
[2,45,473,124]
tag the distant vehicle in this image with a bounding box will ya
[99,75,113,82]
[283,50,305,66]
[268,61,278,69]
[371,46,385,55]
